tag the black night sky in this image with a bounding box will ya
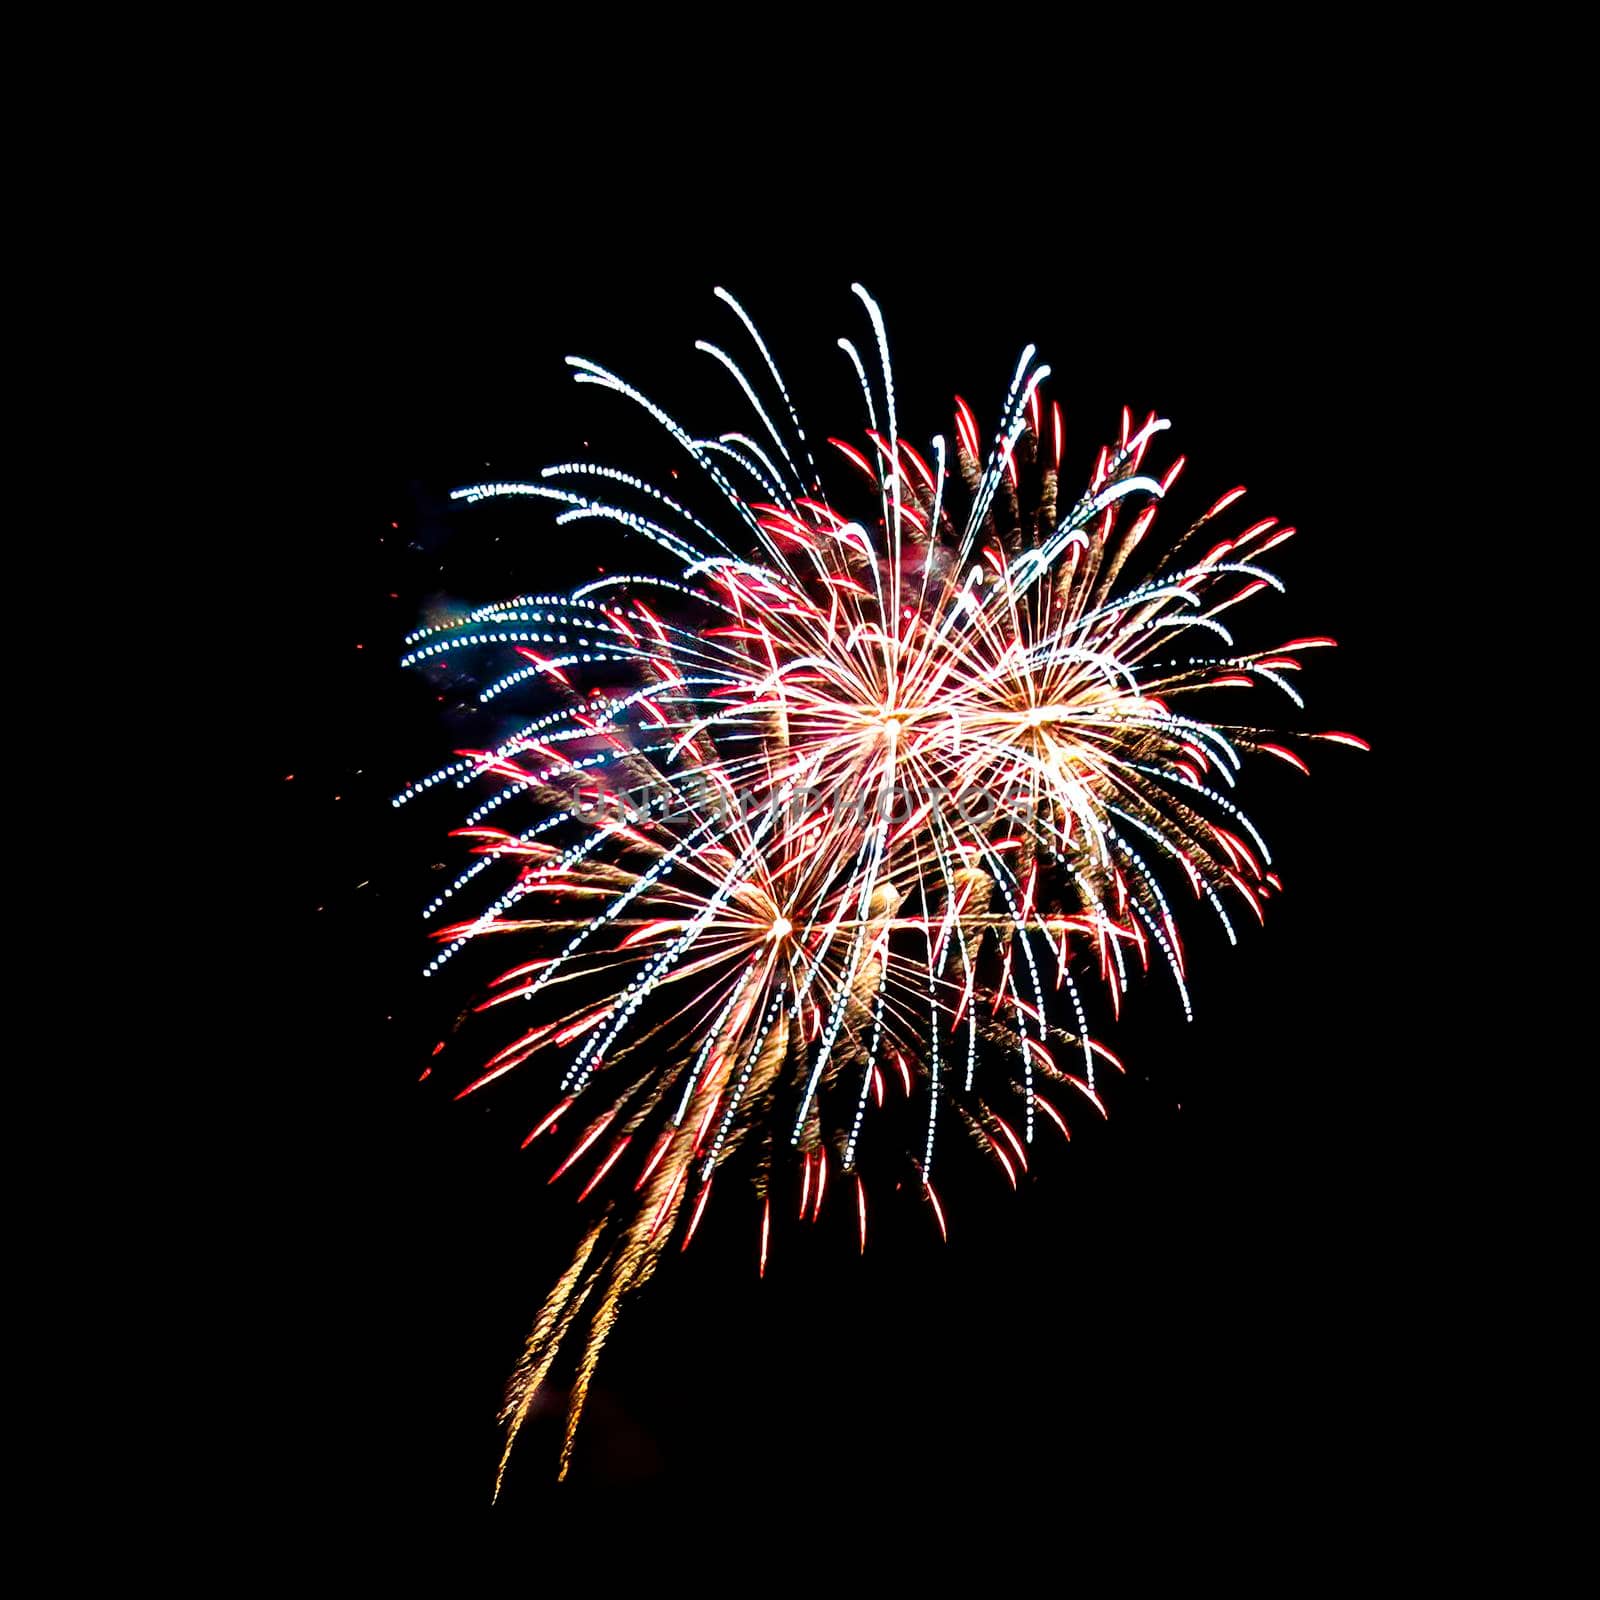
[265,190,1425,1532]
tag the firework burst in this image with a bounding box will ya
[393,285,1365,1488]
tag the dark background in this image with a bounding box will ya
[262,195,1426,1530]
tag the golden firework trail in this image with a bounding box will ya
[394,285,1365,1489]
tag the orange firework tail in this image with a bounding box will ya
[494,1014,791,1492]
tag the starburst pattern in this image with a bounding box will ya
[394,285,1365,1487]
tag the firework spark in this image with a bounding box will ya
[394,285,1364,1489]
